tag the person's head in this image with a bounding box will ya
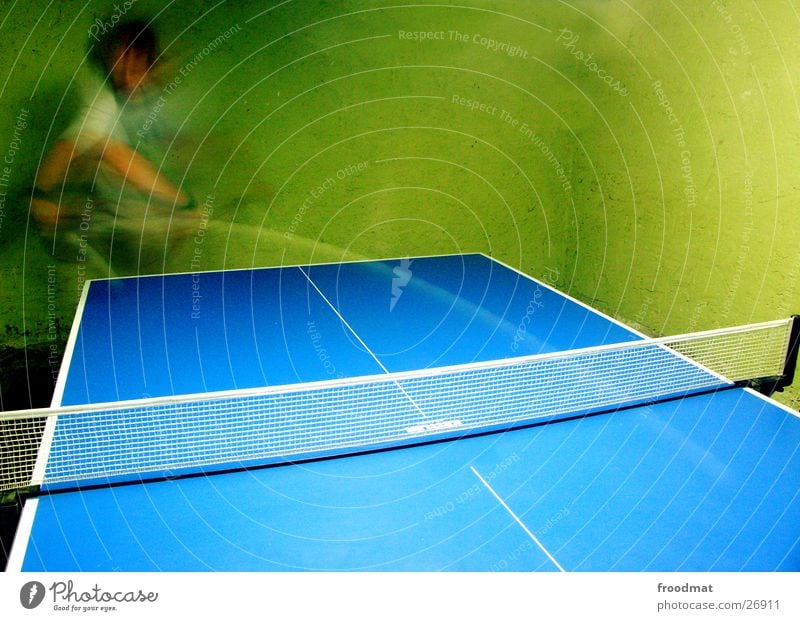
[89,19,159,94]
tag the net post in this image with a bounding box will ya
[775,314,800,392]
[745,315,800,395]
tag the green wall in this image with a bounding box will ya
[0,0,798,408]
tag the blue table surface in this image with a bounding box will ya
[13,254,800,571]
[61,254,638,405]
[21,388,800,571]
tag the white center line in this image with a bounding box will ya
[297,266,429,418]
[470,465,566,572]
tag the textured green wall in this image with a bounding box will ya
[0,0,798,408]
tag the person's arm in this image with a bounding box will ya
[35,139,80,191]
[30,139,81,226]
[102,139,190,207]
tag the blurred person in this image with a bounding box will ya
[30,19,196,274]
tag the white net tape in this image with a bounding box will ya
[0,318,793,492]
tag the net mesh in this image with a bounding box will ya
[0,418,46,493]
[664,325,789,382]
[0,318,793,492]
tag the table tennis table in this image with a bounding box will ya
[6,253,800,571]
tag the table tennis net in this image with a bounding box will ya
[0,317,795,492]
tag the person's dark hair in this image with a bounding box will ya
[89,19,159,75]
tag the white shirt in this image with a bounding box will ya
[60,69,130,156]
